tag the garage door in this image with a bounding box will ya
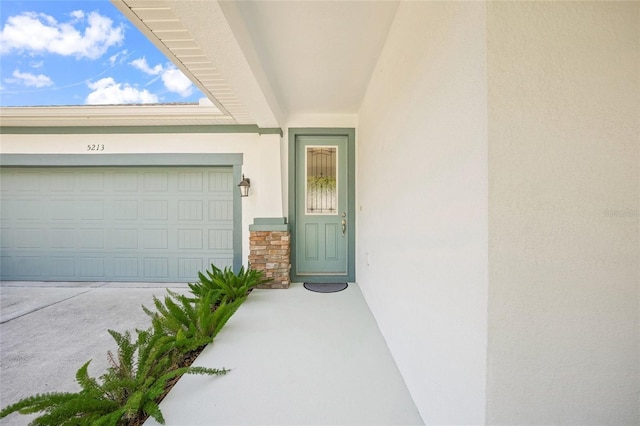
[0,167,235,282]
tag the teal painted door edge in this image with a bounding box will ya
[288,128,356,283]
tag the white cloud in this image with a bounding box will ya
[10,69,53,88]
[70,10,85,21]
[0,11,124,59]
[109,49,129,66]
[130,58,195,98]
[161,67,193,97]
[130,57,163,76]
[85,77,158,105]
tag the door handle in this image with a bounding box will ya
[341,219,346,237]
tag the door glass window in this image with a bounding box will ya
[306,146,337,214]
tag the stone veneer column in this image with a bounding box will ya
[248,218,290,289]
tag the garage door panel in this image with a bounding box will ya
[16,228,42,248]
[178,258,204,280]
[113,173,138,191]
[114,200,138,220]
[144,257,169,279]
[178,200,204,221]
[79,257,105,278]
[209,256,233,270]
[0,167,235,282]
[144,172,169,191]
[78,200,105,220]
[11,172,40,192]
[51,200,76,220]
[178,229,204,249]
[50,257,75,278]
[14,256,42,278]
[208,229,233,250]
[209,199,233,221]
[80,229,105,249]
[112,229,138,249]
[114,258,139,279]
[50,228,75,248]
[16,200,42,220]
[79,173,105,191]
[50,172,75,191]
[209,171,235,192]
[0,228,10,248]
[178,172,204,191]
[143,229,169,249]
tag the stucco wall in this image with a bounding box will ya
[357,2,488,424]
[486,1,639,424]
[0,132,284,264]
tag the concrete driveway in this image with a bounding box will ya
[0,281,188,426]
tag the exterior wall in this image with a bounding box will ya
[0,131,284,265]
[357,2,488,424]
[486,2,639,424]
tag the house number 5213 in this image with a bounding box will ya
[87,144,105,151]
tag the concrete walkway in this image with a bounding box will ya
[0,282,423,425]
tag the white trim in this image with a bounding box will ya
[0,105,235,127]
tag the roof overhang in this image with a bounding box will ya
[111,0,282,128]
[0,104,234,127]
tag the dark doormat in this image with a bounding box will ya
[303,283,348,293]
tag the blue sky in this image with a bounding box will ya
[0,1,206,106]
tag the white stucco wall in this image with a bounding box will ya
[0,132,284,263]
[357,2,488,424]
[486,2,639,424]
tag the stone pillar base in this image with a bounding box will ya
[249,218,290,289]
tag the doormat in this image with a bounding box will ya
[303,283,348,293]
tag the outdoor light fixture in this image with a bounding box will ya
[238,174,251,197]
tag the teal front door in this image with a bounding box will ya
[290,129,355,283]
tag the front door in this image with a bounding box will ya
[289,129,355,283]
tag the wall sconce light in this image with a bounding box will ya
[238,174,250,197]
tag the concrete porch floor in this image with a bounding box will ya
[146,283,423,425]
[0,282,423,425]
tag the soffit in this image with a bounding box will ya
[220,1,399,116]
[0,105,235,127]
[111,0,254,124]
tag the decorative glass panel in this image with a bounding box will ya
[306,146,337,214]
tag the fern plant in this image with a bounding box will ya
[143,289,246,354]
[189,264,269,304]
[0,328,227,425]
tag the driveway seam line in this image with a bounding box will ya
[0,284,107,325]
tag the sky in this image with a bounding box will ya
[0,1,206,107]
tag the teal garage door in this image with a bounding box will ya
[0,167,234,282]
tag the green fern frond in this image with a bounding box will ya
[141,400,164,424]
[0,392,75,418]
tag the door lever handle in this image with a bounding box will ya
[341,219,346,237]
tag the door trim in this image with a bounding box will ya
[288,128,355,283]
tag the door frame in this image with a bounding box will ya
[288,128,356,283]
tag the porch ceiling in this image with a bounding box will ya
[220,1,399,117]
